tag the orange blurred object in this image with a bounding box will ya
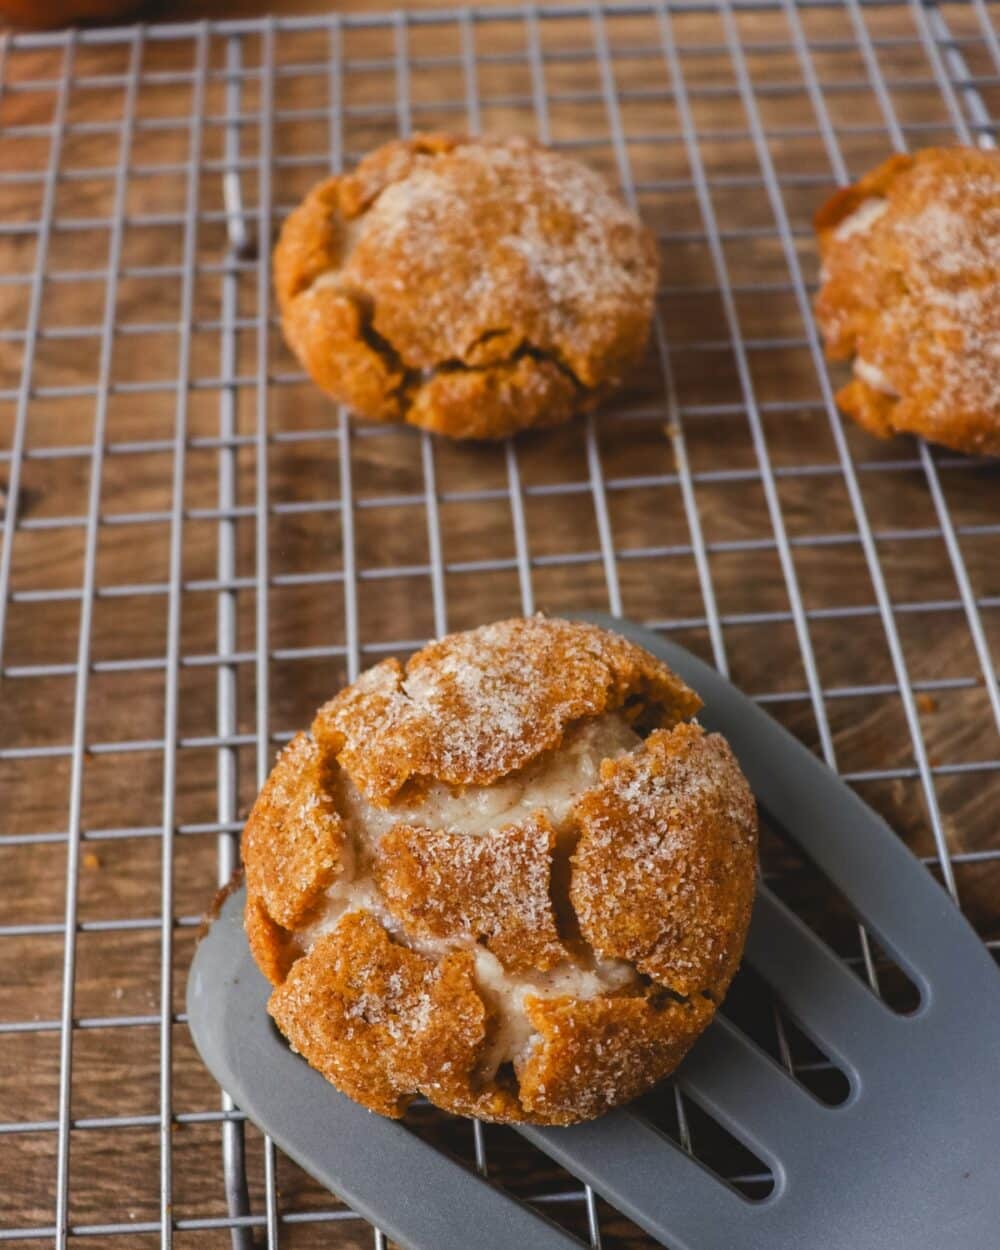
[0,0,150,26]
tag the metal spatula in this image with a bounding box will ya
[187,613,1000,1250]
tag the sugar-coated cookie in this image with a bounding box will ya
[242,617,757,1125]
[274,134,658,440]
[815,147,1000,456]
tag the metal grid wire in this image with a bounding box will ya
[1,1,999,1247]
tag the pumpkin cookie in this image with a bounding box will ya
[242,617,757,1126]
[273,133,659,440]
[814,146,1000,456]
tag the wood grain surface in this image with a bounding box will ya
[0,0,494,29]
[1,3,999,1247]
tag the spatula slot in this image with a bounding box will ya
[856,933,923,1016]
[773,1016,852,1108]
[759,806,923,1015]
[636,1084,776,1202]
[721,964,852,1108]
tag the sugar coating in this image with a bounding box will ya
[357,711,641,836]
[572,723,758,998]
[243,617,758,1125]
[815,147,1000,456]
[242,733,344,928]
[273,133,659,440]
[312,615,700,806]
[352,138,654,374]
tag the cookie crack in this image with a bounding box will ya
[303,270,589,401]
[309,276,415,405]
[547,820,583,953]
[431,340,587,393]
[549,812,706,1015]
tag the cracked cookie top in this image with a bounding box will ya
[273,133,659,440]
[312,615,701,805]
[814,146,1000,457]
[242,616,757,1126]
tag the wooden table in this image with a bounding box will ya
[1,2,998,1246]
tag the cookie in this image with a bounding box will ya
[273,133,659,440]
[814,146,1000,456]
[242,617,757,1126]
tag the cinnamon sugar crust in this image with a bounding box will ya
[242,617,757,1125]
[268,911,508,1119]
[245,893,301,987]
[518,989,716,1124]
[375,815,567,974]
[273,133,658,440]
[814,147,1000,456]
[572,723,757,999]
[242,732,346,929]
[312,615,701,807]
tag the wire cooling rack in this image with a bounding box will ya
[0,2,998,1248]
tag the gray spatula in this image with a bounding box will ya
[187,612,1000,1250]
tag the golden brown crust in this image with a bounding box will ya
[273,179,350,308]
[571,723,757,999]
[814,146,1000,456]
[268,911,495,1118]
[242,732,346,928]
[245,893,301,987]
[375,814,567,974]
[280,284,407,425]
[312,616,701,806]
[518,989,716,1124]
[241,617,757,1126]
[337,133,459,218]
[832,377,899,442]
[405,355,582,441]
[273,133,658,440]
